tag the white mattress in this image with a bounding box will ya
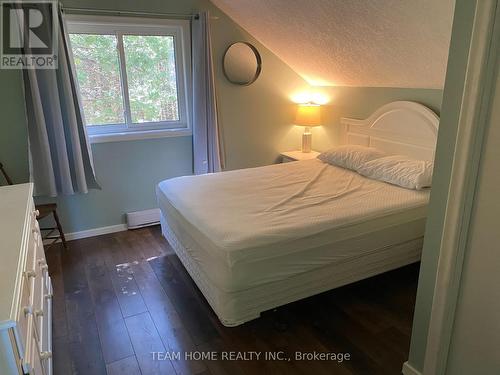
[157,159,429,294]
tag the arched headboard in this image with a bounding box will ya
[340,101,440,161]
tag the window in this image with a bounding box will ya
[66,16,191,142]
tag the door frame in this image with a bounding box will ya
[421,1,500,374]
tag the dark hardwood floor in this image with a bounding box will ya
[46,226,420,375]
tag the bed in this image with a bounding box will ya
[156,101,439,326]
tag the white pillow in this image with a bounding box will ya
[357,155,433,190]
[317,145,387,171]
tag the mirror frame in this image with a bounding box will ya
[223,42,262,86]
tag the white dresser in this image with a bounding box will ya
[0,184,53,375]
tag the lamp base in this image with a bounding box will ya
[301,128,312,153]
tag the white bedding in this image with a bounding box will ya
[157,158,430,268]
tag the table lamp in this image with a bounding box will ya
[294,103,321,153]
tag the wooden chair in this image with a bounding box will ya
[0,162,67,249]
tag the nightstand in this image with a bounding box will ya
[280,150,320,163]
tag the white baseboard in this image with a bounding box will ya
[402,361,422,375]
[65,223,128,241]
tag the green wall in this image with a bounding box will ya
[0,0,443,234]
[0,69,29,184]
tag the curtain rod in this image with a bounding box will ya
[61,6,200,20]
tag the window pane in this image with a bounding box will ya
[123,35,180,123]
[69,34,125,126]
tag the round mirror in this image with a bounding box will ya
[223,42,262,85]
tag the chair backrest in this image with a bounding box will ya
[0,162,14,185]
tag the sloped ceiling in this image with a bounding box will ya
[211,0,454,88]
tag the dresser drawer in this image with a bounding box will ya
[24,224,38,287]
[33,233,47,334]
[26,320,44,375]
[31,203,38,233]
[39,275,51,345]
[36,273,51,358]
[27,301,51,375]
[40,279,52,375]
[16,276,32,359]
[31,267,43,341]
[24,224,40,305]
[19,313,35,374]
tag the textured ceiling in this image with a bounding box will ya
[211,0,454,88]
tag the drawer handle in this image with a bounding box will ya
[35,309,44,317]
[34,209,40,218]
[44,293,53,300]
[40,351,52,360]
[25,270,37,278]
[23,306,33,316]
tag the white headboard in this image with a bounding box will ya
[340,101,439,161]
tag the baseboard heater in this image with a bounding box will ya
[126,208,161,229]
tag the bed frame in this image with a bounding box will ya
[340,101,439,160]
[160,101,440,327]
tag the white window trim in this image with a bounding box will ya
[66,15,192,143]
[88,127,192,144]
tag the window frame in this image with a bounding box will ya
[66,15,192,143]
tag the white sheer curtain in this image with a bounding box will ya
[192,11,224,174]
